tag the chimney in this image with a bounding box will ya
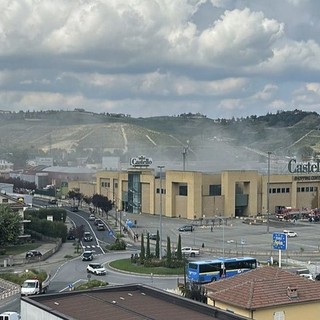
[287,286,298,299]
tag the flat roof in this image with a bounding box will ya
[22,284,248,320]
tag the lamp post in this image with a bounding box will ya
[158,165,165,259]
[267,151,271,234]
[215,216,225,258]
[182,140,189,171]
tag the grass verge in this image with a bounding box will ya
[109,258,184,275]
[0,243,41,255]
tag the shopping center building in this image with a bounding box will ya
[70,156,320,220]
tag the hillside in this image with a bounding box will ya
[1,109,320,172]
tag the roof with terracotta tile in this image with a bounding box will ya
[205,266,320,310]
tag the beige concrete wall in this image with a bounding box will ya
[221,171,259,217]
[68,180,96,197]
[95,169,320,221]
[209,298,320,320]
[165,171,202,219]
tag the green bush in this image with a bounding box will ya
[0,269,48,286]
[0,248,6,255]
[76,279,108,290]
[107,238,127,250]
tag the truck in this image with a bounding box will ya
[21,275,50,296]
[0,312,20,320]
[176,247,200,257]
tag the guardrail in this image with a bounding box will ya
[0,279,20,305]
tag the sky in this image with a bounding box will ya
[1,0,320,120]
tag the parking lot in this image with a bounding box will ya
[124,212,320,265]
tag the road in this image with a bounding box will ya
[3,200,320,315]
[49,251,180,294]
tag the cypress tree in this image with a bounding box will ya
[155,230,160,259]
[177,234,182,260]
[140,233,145,264]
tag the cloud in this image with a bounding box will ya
[0,0,320,119]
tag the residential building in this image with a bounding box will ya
[0,193,31,238]
[205,266,320,320]
[0,159,13,173]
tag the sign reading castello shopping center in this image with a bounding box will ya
[130,155,153,168]
[288,158,320,174]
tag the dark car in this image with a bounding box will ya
[94,218,102,226]
[178,225,194,232]
[83,232,93,242]
[26,250,42,259]
[67,232,76,240]
[97,223,105,231]
[82,251,93,261]
[48,199,57,205]
[71,206,79,212]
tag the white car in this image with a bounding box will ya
[175,247,200,257]
[87,263,106,275]
[283,230,297,237]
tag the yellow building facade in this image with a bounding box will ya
[90,167,320,219]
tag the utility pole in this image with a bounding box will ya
[267,151,271,234]
[158,165,165,259]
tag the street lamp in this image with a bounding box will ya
[215,216,225,258]
[267,151,271,234]
[158,165,165,259]
[182,140,189,171]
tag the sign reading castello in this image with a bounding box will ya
[288,158,320,174]
[130,155,153,168]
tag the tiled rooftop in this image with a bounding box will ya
[205,266,320,309]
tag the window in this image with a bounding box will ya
[281,188,285,193]
[297,187,300,192]
[306,187,310,192]
[286,188,290,193]
[272,188,276,193]
[273,311,285,320]
[277,188,281,193]
[301,187,305,192]
[156,188,166,194]
[179,185,188,196]
[209,185,221,196]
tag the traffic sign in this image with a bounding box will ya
[272,232,287,250]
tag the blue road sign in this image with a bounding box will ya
[272,232,287,250]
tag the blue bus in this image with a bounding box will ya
[187,257,257,283]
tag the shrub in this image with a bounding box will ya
[107,238,127,250]
[76,279,108,290]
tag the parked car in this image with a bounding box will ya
[67,232,75,240]
[176,247,200,257]
[83,232,93,242]
[87,263,106,275]
[149,233,158,240]
[178,225,194,232]
[25,250,42,259]
[89,214,96,221]
[82,251,93,261]
[300,273,314,280]
[48,199,57,205]
[283,230,297,237]
[97,223,105,231]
